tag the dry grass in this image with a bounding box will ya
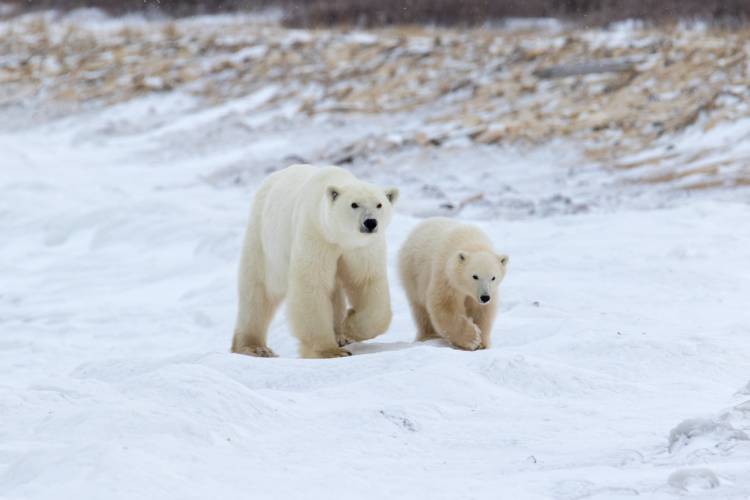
[1,13,749,190]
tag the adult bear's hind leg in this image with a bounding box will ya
[231,221,280,358]
[232,284,279,357]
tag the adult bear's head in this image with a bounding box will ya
[323,181,399,247]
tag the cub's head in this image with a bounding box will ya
[322,182,399,247]
[446,250,508,305]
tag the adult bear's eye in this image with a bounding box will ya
[472,275,479,280]
[491,276,496,281]
[377,203,382,209]
[351,203,359,209]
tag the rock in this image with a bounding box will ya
[474,127,505,144]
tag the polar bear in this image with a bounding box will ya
[231,164,399,359]
[398,218,508,350]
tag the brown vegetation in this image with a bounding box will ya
[1,12,748,190]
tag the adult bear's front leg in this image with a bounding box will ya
[341,275,392,342]
[287,245,351,359]
[339,245,392,343]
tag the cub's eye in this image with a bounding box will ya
[377,203,382,209]
[491,276,496,281]
[351,203,359,209]
[472,275,479,280]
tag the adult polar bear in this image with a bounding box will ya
[231,165,399,359]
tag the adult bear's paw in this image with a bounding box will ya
[234,345,278,358]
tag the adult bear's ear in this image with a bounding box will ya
[497,254,509,266]
[385,187,399,204]
[327,186,340,203]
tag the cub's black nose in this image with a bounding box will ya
[363,218,378,232]
[480,295,491,303]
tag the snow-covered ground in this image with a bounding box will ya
[2,82,750,499]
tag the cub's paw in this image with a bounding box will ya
[234,345,277,358]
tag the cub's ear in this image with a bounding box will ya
[497,254,509,266]
[456,251,466,263]
[385,187,399,205]
[327,186,341,202]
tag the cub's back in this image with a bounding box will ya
[398,217,461,302]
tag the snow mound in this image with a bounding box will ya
[736,380,750,396]
[668,418,749,454]
[667,468,720,493]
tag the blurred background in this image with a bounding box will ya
[6,0,750,24]
[2,0,749,217]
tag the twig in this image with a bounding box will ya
[533,59,639,79]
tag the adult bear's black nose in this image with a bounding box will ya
[480,295,491,303]
[363,218,378,232]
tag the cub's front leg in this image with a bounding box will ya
[426,287,482,351]
[473,303,497,349]
[465,299,497,349]
[287,244,351,359]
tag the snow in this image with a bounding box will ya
[667,468,721,493]
[2,87,750,500]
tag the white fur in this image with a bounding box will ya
[231,164,399,359]
[398,217,508,350]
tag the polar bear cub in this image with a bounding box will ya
[398,218,508,350]
[231,164,399,359]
